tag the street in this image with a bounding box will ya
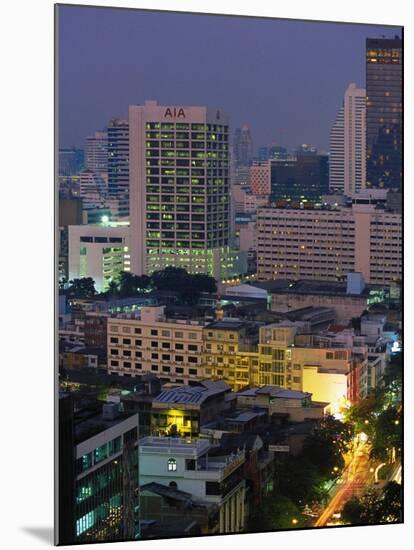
[314,442,371,527]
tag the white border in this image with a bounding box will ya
[1,1,412,549]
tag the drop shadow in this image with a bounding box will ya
[21,526,54,544]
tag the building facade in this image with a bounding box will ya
[129,101,243,279]
[139,437,246,534]
[68,222,130,292]
[107,118,130,217]
[256,203,401,284]
[270,154,329,201]
[107,306,205,383]
[250,161,271,195]
[86,131,108,174]
[366,37,402,190]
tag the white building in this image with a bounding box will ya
[68,222,130,292]
[128,100,245,280]
[256,203,401,284]
[330,83,366,195]
[139,436,246,534]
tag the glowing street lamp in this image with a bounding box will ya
[292,518,298,525]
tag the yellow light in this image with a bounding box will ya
[364,419,369,424]
[394,420,399,425]
[292,518,298,525]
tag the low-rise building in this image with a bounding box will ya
[150,380,233,437]
[139,436,246,534]
[236,386,329,422]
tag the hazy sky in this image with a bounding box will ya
[58,5,401,153]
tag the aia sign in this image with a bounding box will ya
[164,107,186,119]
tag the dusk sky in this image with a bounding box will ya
[58,5,401,152]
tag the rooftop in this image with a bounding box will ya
[154,380,230,406]
[271,279,371,297]
[205,319,246,331]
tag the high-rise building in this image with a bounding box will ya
[344,84,366,195]
[366,37,402,190]
[233,124,253,167]
[330,84,366,195]
[86,131,108,173]
[256,202,401,284]
[108,119,130,217]
[59,148,85,176]
[129,101,245,279]
[270,154,329,201]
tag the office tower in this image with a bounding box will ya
[296,144,318,155]
[59,147,85,176]
[86,131,108,173]
[108,118,130,216]
[270,154,329,201]
[256,201,401,284]
[233,124,253,167]
[330,84,366,195]
[129,101,245,279]
[79,169,108,201]
[366,37,402,190]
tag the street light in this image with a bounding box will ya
[292,518,298,525]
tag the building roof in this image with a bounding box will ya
[154,380,230,406]
[271,279,371,297]
[238,386,311,400]
[141,482,193,504]
[205,319,246,330]
[225,410,266,423]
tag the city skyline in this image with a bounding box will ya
[58,5,401,152]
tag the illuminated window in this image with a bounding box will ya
[168,458,177,471]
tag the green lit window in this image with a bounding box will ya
[76,511,96,537]
[94,444,108,465]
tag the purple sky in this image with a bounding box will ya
[58,5,401,153]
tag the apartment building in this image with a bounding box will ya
[256,203,401,284]
[107,306,205,383]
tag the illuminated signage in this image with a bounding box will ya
[164,107,186,119]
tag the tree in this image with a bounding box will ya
[117,271,152,297]
[106,279,119,297]
[301,416,351,479]
[249,492,304,531]
[342,482,402,525]
[67,277,96,298]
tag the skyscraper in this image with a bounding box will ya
[129,101,245,279]
[344,84,366,195]
[366,37,402,190]
[86,131,108,173]
[270,154,329,201]
[107,118,130,216]
[233,124,253,167]
[330,83,366,195]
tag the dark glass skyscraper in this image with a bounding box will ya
[270,154,329,201]
[366,37,402,190]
